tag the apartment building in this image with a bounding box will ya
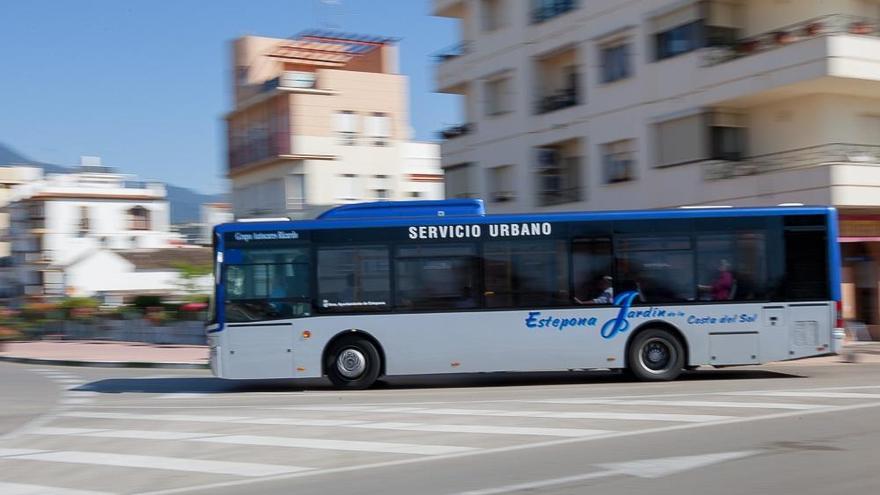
[434,0,880,335]
[227,30,443,219]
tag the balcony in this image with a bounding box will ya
[433,41,472,63]
[437,123,474,140]
[703,14,879,67]
[703,143,880,180]
[228,132,291,172]
[535,88,578,114]
[536,151,582,207]
[531,0,578,24]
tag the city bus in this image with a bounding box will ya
[208,200,843,389]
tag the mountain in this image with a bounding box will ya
[0,142,225,223]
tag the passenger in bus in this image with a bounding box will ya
[699,259,735,301]
[574,276,614,304]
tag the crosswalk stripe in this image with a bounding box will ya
[286,406,733,423]
[61,412,248,422]
[721,391,880,399]
[3,450,309,477]
[33,427,213,440]
[48,414,609,438]
[348,422,610,438]
[30,426,476,455]
[0,481,113,495]
[0,448,44,457]
[528,399,823,410]
[195,434,476,455]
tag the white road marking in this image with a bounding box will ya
[32,427,214,441]
[722,391,880,399]
[245,418,366,427]
[349,422,609,438]
[61,412,248,422]
[0,481,113,495]
[195,434,476,455]
[156,393,217,400]
[30,426,476,455]
[60,398,94,405]
[529,399,823,410]
[457,450,761,495]
[0,448,45,457]
[3,450,309,477]
[137,399,880,495]
[287,405,733,423]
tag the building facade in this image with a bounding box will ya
[434,0,880,336]
[3,159,175,298]
[227,30,444,219]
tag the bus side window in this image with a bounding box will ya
[571,238,613,305]
[483,240,569,309]
[615,234,695,303]
[317,246,391,312]
[395,244,478,311]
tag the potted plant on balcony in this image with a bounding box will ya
[804,21,826,36]
[850,20,875,35]
[774,30,796,45]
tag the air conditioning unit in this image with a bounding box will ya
[280,71,317,89]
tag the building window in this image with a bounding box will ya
[488,165,515,203]
[481,0,505,31]
[600,41,631,83]
[444,163,477,199]
[408,191,423,199]
[654,113,706,167]
[484,74,513,117]
[602,139,636,184]
[128,206,151,231]
[531,0,578,24]
[375,189,389,200]
[536,146,581,206]
[655,20,702,60]
[334,110,357,145]
[366,112,391,146]
[337,174,358,201]
[710,111,747,161]
[535,48,580,114]
[77,206,90,237]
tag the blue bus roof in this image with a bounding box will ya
[215,200,836,234]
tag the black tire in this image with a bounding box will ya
[325,336,382,390]
[627,329,685,381]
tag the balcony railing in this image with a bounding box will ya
[535,88,579,114]
[531,0,578,24]
[438,123,474,140]
[228,132,291,171]
[703,143,880,180]
[538,187,581,206]
[703,14,880,66]
[433,41,472,63]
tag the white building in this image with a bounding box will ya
[200,202,233,244]
[433,0,880,337]
[227,30,444,219]
[3,158,182,299]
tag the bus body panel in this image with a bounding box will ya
[211,300,833,380]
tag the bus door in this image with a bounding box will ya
[222,247,311,378]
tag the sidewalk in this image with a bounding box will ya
[0,340,208,369]
[0,339,878,369]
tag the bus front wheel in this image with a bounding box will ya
[627,329,684,381]
[325,337,382,390]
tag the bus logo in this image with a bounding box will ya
[600,291,640,340]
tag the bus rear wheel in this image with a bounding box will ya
[627,329,685,381]
[325,337,381,390]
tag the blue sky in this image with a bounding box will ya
[0,0,459,194]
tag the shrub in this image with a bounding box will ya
[0,325,23,342]
[133,295,163,309]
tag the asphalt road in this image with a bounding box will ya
[0,360,878,495]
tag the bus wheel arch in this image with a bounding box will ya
[322,330,386,389]
[624,321,688,381]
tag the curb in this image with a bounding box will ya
[0,355,209,369]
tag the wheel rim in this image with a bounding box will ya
[336,348,367,379]
[638,337,676,374]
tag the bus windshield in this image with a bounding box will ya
[223,247,311,322]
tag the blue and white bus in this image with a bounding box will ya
[208,200,844,389]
